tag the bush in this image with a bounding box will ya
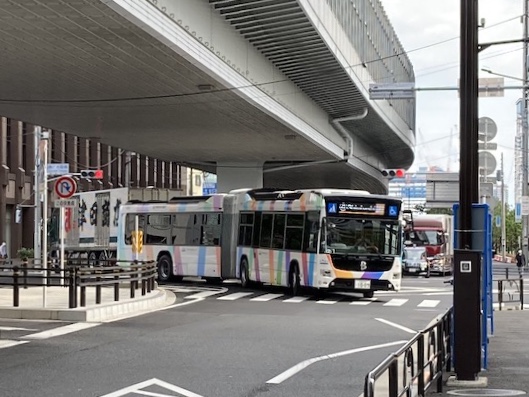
[17,247,34,261]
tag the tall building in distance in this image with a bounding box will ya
[515,99,524,205]
[388,167,428,211]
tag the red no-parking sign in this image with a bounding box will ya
[54,176,77,199]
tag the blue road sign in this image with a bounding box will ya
[47,163,70,176]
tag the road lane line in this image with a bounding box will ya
[22,322,100,339]
[250,293,283,302]
[375,318,417,334]
[266,340,407,385]
[316,298,341,305]
[350,300,373,305]
[417,300,440,308]
[217,292,254,300]
[0,340,29,349]
[0,326,38,331]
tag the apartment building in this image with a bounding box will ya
[0,117,187,259]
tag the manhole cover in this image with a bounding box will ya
[448,390,526,396]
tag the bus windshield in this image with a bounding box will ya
[324,218,401,255]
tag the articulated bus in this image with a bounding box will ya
[117,188,404,297]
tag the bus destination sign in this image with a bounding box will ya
[326,201,399,217]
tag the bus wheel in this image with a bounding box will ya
[240,259,250,288]
[157,255,173,283]
[288,264,300,296]
[363,291,374,299]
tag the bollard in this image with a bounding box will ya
[96,272,101,305]
[22,260,28,289]
[114,273,119,302]
[13,266,19,307]
[130,268,136,299]
[506,268,509,279]
[80,282,86,307]
[521,279,524,310]
[68,269,76,308]
[498,280,503,311]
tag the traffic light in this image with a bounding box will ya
[80,169,103,179]
[381,169,405,178]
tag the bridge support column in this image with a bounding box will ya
[216,162,263,193]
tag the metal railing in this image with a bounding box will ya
[497,278,524,310]
[364,308,452,397]
[0,259,157,308]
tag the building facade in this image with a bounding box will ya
[0,117,188,259]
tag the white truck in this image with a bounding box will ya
[49,187,183,263]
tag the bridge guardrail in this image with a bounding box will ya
[0,259,157,308]
[364,308,452,397]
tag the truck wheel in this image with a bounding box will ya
[157,254,173,283]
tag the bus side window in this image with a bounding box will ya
[303,212,319,253]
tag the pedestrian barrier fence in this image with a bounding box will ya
[497,278,524,310]
[364,308,452,397]
[0,259,157,308]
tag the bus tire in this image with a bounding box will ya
[288,264,300,296]
[363,291,374,299]
[240,258,250,288]
[157,254,173,283]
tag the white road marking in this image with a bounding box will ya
[417,300,441,308]
[0,326,38,331]
[266,340,407,384]
[423,292,453,296]
[316,298,340,305]
[375,318,417,334]
[383,299,408,306]
[22,322,100,340]
[350,299,373,305]
[282,296,310,303]
[217,292,254,301]
[250,293,283,302]
[100,377,204,397]
[0,340,29,349]
[185,290,225,299]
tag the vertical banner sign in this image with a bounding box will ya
[38,139,48,195]
[515,202,522,223]
[495,216,501,228]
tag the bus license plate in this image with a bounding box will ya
[354,280,371,289]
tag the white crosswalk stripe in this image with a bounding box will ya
[350,299,375,305]
[316,298,341,305]
[283,296,310,303]
[383,299,409,307]
[217,292,254,301]
[250,293,283,302]
[185,290,224,299]
[417,300,441,308]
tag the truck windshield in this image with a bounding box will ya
[324,218,400,255]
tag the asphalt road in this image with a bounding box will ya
[0,274,454,397]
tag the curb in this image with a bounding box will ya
[0,289,170,322]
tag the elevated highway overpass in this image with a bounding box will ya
[0,0,415,193]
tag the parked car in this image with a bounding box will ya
[403,246,430,277]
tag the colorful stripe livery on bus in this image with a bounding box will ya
[117,188,404,297]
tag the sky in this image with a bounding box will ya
[380,0,523,204]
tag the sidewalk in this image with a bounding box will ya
[429,309,529,396]
[0,284,175,322]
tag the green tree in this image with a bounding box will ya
[492,204,522,254]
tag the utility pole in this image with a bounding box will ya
[501,153,506,262]
[33,126,42,265]
[522,0,529,261]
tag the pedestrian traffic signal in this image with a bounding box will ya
[381,169,405,178]
[80,169,103,179]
